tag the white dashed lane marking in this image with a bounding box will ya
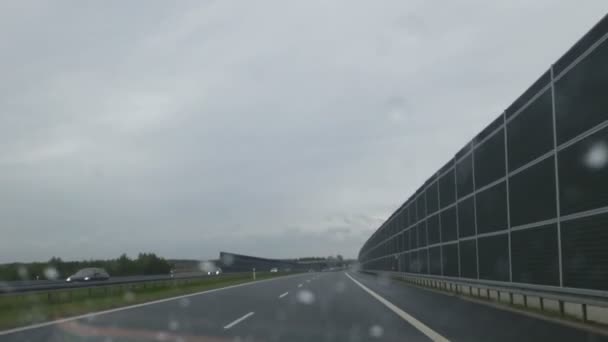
[224,312,255,330]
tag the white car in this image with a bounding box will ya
[270,268,278,273]
[66,268,109,282]
[207,268,222,275]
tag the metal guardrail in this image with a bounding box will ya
[361,270,608,327]
[0,272,252,296]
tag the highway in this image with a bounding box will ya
[1,271,607,341]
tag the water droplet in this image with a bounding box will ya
[156,332,168,341]
[17,266,29,280]
[585,141,608,169]
[296,290,315,305]
[335,281,346,293]
[369,324,384,338]
[168,319,179,331]
[179,297,190,308]
[386,96,407,122]
[43,267,59,280]
[349,325,362,342]
[275,309,287,321]
[222,253,235,266]
[378,273,391,286]
[123,291,135,302]
[199,261,216,273]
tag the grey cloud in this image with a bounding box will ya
[1,1,607,262]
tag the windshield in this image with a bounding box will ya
[2,2,608,342]
[72,269,97,277]
[72,270,90,277]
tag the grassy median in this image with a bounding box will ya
[0,272,289,330]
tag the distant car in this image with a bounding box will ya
[207,267,222,276]
[270,268,278,273]
[66,268,109,282]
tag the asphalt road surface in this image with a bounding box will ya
[1,272,607,341]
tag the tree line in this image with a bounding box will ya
[0,253,173,281]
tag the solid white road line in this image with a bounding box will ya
[223,312,255,330]
[297,284,303,288]
[0,273,308,336]
[279,292,289,299]
[345,272,450,342]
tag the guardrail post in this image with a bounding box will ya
[523,294,528,307]
[540,297,544,311]
[509,292,513,305]
[47,292,52,302]
[582,304,588,322]
[559,300,565,316]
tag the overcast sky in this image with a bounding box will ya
[1,1,606,263]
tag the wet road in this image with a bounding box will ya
[2,271,606,341]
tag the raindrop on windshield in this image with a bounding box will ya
[275,309,287,321]
[221,253,235,266]
[199,261,216,273]
[584,141,608,169]
[155,332,169,341]
[43,267,59,280]
[168,319,179,331]
[123,291,136,302]
[179,297,190,308]
[369,324,384,338]
[17,266,29,280]
[335,281,346,293]
[386,96,408,123]
[378,273,391,286]
[349,325,362,342]
[296,290,315,305]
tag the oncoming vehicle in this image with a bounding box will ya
[207,267,222,276]
[66,268,110,282]
[270,268,278,273]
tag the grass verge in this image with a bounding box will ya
[0,272,289,331]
